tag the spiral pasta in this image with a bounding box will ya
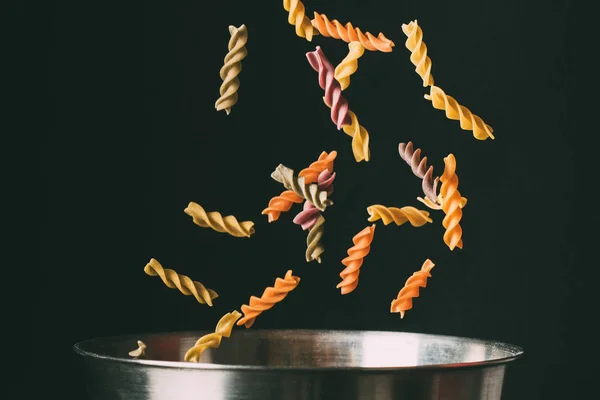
[306,46,370,162]
[144,258,218,306]
[334,42,365,91]
[417,193,468,211]
[184,202,255,238]
[215,24,248,115]
[262,151,337,222]
[283,0,317,41]
[128,340,147,358]
[271,164,332,211]
[425,86,495,140]
[306,214,326,262]
[237,270,301,328]
[366,205,432,227]
[401,20,434,87]
[293,201,319,231]
[298,150,337,182]
[306,46,350,130]
[311,12,395,52]
[398,141,440,203]
[440,154,464,250]
[262,191,304,223]
[390,259,435,318]
[184,310,242,362]
[337,224,376,295]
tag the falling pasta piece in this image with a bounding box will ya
[366,205,432,227]
[128,340,147,358]
[271,164,332,211]
[184,310,242,362]
[184,202,255,238]
[294,170,335,231]
[439,154,464,250]
[311,12,395,52]
[262,150,337,222]
[298,150,338,182]
[306,46,370,162]
[306,214,325,262]
[237,270,301,328]
[398,141,439,203]
[262,191,304,223]
[144,258,218,306]
[401,20,434,87]
[425,86,495,140]
[391,259,435,318]
[334,42,365,91]
[215,24,248,115]
[417,194,467,211]
[337,224,376,294]
[282,0,317,41]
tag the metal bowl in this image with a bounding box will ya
[73,329,523,400]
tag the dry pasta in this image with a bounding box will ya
[425,85,495,140]
[215,25,248,115]
[144,258,218,306]
[282,0,317,41]
[237,270,301,328]
[440,154,464,250]
[184,202,255,238]
[184,310,242,362]
[366,205,432,227]
[311,12,394,52]
[390,259,435,318]
[401,20,434,87]
[128,340,147,358]
[337,224,376,294]
[334,42,365,91]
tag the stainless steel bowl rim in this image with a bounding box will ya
[73,329,524,372]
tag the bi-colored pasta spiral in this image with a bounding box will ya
[306,215,326,262]
[334,42,365,91]
[390,259,435,318]
[337,224,376,294]
[184,202,255,238]
[401,20,434,87]
[271,164,332,211]
[398,141,440,203]
[283,0,317,41]
[440,154,464,250]
[425,86,495,140]
[306,46,370,162]
[215,24,248,115]
[184,310,242,362]
[293,170,336,230]
[311,12,395,52]
[262,151,337,222]
[144,258,218,306]
[366,205,432,227]
[237,270,301,328]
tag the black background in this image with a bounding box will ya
[37,0,593,399]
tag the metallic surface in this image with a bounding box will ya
[73,329,523,400]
